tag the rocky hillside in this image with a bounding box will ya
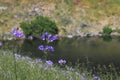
[1,0,120,37]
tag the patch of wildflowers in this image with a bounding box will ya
[45,46,54,52]
[11,28,17,34]
[14,53,21,60]
[49,35,58,42]
[0,41,3,46]
[46,60,53,66]
[38,45,44,51]
[38,45,54,52]
[41,32,58,42]
[44,45,49,50]
[41,32,49,41]
[66,67,74,71]
[58,59,66,65]
[39,32,57,54]
[24,56,32,61]
[11,28,25,38]
[14,53,32,61]
[92,74,101,80]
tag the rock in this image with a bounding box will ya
[79,23,90,28]
[67,35,73,38]
[34,7,43,15]
[28,6,43,16]
[92,32,101,37]
[34,7,39,12]
[0,6,7,11]
[86,33,91,37]
[28,11,36,16]
[79,32,87,37]
[14,12,24,20]
[98,32,103,37]
[110,32,119,36]
[27,36,33,40]
[97,33,102,37]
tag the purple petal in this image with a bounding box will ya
[58,59,66,65]
[46,60,53,66]
[38,45,44,51]
[0,41,3,46]
[11,28,25,38]
[41,32,49,40]
[48,46,54,52]
[49,35,58,42]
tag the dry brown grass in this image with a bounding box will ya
[1,0,120,35]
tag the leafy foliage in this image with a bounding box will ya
[20,16,58,37]
[102,26,113,36]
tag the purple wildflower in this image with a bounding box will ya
[17,32,25,38]
[41,32,58,42]
[48,46,54,52]
[38,45,54,52]
[45,45,49,50]
[46,60,53,66]
[49,35,58,42]
[47,34,52,39]
[11,28,17,34]
[45,46,54,52]
[11,28,25,38]
[92,74,101,80]
[0,41,3,46]
[41,32,49,41]
[38,45,44,51]
[58,59,66,65]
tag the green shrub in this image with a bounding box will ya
[102,26,113,36]
[20,16,58,37]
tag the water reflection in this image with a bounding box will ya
[56,37,120,65]
[1,37,120,72]
[102,36,112,42]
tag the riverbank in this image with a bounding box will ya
[0,31,120,41]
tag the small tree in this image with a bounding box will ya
[20,16,58,37]
[102,26,112,36]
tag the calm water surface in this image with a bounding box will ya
[1,36,120,72]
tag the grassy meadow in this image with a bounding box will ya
[0,48,120,80]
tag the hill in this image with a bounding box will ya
[0,0,120,36]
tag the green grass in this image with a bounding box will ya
[0,49,84,80]
[0,48,120,80]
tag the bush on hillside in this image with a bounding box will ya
[102,26,113,36]
[20,16,58,37]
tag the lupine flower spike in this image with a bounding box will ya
[41,32,58,42]
[58,59,66,65]
[11,28,25,38]
[39,32,57,53]
[0,41,3,46]
[38,45,54,53]
[46,60,53,66]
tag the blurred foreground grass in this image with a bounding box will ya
[0,48,120,80]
